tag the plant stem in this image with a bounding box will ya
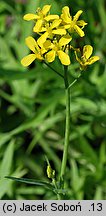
[68,74,81,89]
[44,61,64,79]
[60,66,70,181]
[52,179,61,200]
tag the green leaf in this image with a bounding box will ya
[70,159,85,193]
[0,139,14,177]
[5,176,53,190]
[0,167,27,199]
[0,133,12,148]
[78,136,98,166]
[0,68,37,80]
[17,187,45,195]
[99,141,106,165]
[94,186,103,200]
[75,98,97,113]
[0,139,14,198]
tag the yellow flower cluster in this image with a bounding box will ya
[21,5,99,69]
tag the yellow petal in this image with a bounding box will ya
[64,24,71,29]
[83,45,93,59]
[45,50,56,63]
[77,20,88,28]
[59,35,72,47]
[23,13,39,21]
[44,15,59,21]
[42,5,51,16]
[62,6,70,14]
[62,6,70,15]
[57,50,70,65]
[37,32,48,47]
[40,27,46,32]
[50,19,61,29]
[25,36,38,52]
[74,25,85,37]
[52,29,66,35]
[40,47,47,55]
[87,56,100,65]
[73,10,83,22]
[61,6,71,23]
[33,19,43,32]
[21,54,36,66]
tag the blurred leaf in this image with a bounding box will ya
[94,186,103,200]
[0,139,14,177]
[70,159,85,191]
[75,97,97,113]
[0,37,19,69]
[16,187,45,195]
[0,1,14,13]
[0,167,27,199]
[0,139,14,198]
[70,159,84,199]
[78,136,98,166]
[99,141,106,165]
[0,133,12,147]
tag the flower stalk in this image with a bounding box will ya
[44,61,64,78]
[60,66,70,181]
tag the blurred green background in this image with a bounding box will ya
[0,0,106,200]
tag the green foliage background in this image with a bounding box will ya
[0,0,106,199]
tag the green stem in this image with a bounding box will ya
[52,179,61,200]
[44,61,64,79]
[68,74,81,89]
[60,66,70,181]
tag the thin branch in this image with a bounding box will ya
[68,74,82,89]
[44,61,64,79]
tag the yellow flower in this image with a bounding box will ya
[36,19,66,47]
[75,45,100,70]
[61,6,87,37]
[45,35,72,65]
[23,5,59,33]
[21,36,46,66]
